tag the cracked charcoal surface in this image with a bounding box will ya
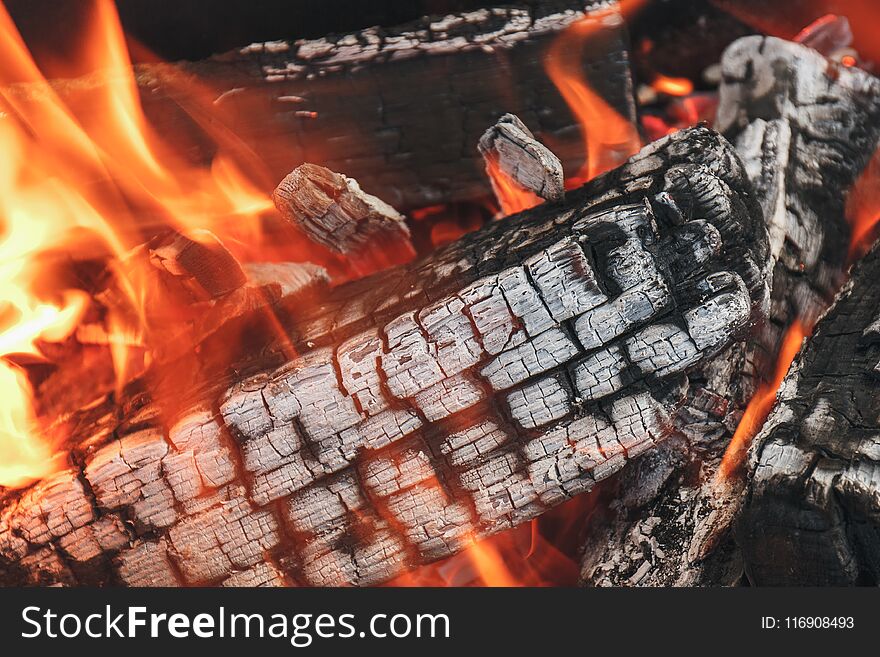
[580,35,880,588]
[0,127,769,586]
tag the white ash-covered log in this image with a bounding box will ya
[717,35,880,354]
[580,34,880,586]
[0,127,769,586]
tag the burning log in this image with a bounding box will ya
[738,240,880,585]
[581,34,880,586]
[478,113,565,205]
[0,127,770,586]
[273,163,412,255]
[2,3,635,212]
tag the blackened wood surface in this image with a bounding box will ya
[3,3,633,212]
[580,35,880,587]
[738,241,880,585]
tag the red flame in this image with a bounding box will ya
[846,146,880,261]
[712,1,880,66]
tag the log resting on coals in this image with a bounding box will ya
[739,240,880,585]
[718,35,880,357]
[0,127,768,586]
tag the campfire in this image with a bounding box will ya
[1,0,879,588]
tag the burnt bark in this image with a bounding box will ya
[738,240,880,585]
[0,127,769,587]
[4,3,634,213]
[580,35,880,587]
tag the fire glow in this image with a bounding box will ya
[0,0,275,489]
[483,157,544,216]
[544,1,644,187]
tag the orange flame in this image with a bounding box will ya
[651,74,694,97]
[463,537,522,587]
[718,320,809,480]
[388,494,590,587]
[846,145,880,261]
[484,157,543,216]
[0,0,276,488]
[544,1,645,186]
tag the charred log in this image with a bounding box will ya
[717,35,880,348]
[2,3,634,214]
[0,127,769,586]
[738,240,880,585]
[580,35,880,587]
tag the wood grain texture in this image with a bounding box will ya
[479,113,564,202]
[0,127,769,586]
[718,36,880,362]
[273,163,411,254]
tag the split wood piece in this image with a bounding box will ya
[0,127,769,587]
[581,35,880,586]
[738,240,880,584]
[478,113,565,204]
[273,163,411,255]
[2,3,633,214]
[148,229,247,299]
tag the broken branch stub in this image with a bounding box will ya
[148,229,247,299]
[479,113,565,203]
[0,127,769,587]
[273,163,412,255]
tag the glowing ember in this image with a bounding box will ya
[651,74,694,97]
[0,0,275,488]
[793,13,851,50]
[717,320,809,480]
[544,1,644,186]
